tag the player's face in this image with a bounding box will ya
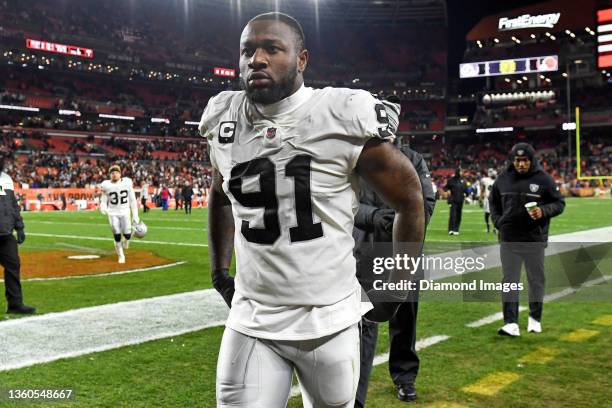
[110,170,121,182]
[513,157,531,173]
[239,20,308,104]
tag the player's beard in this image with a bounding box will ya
[242,65,298,105]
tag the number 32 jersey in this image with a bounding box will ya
[200,85,391,338]
[100,178,135,215]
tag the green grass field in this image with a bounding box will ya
[0,197,610,407]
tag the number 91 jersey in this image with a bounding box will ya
[100,177,134,215]
[200,86,393,307]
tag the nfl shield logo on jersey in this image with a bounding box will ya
[529,183,539,192]
[265,127,277,139]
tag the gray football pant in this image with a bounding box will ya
[216,324,360,408]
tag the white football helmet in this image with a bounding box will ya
[133,221,148,238]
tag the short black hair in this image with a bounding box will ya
[248,12,305,51]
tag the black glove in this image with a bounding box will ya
[372,209,395,233]
[16,229,26,244]
[212,268,235,308]
[364,288,403,323]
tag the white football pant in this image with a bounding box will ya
[108,214,132,235]
[216,324,360,408]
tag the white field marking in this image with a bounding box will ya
[466,307,528,328]
[26,233,208,247]
[289,335,450,398]
[58,242,110,254]
[30,220,206,232]
[0,289,228,372]
[0,261,187,283]
[466,275,611,328]
[23,212,207,224]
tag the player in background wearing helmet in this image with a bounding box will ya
[480,168,497,233]
[99,165,140,263]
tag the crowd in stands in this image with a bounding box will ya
[409,132,611,191]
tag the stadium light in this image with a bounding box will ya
[151,118,170,124]
[562,122,577,130]
[99,114,135,121]
[184,121,199,126]
[476,127,514,133]
[494,38,500,43]
[1,104,39,112]
[531,34,536,39]
[59,109,81,116]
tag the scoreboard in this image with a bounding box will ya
[597,8,612,69]
[460,55,558,78]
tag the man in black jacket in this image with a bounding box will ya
[182,182,194,215]
[490,143,565,336]
[444,168,466,235]
[0,157,35,314]
[354,141,436,406]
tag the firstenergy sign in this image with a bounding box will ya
[498,13,561,31]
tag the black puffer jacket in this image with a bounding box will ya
[489,161,565,243]
[0,172,24,236]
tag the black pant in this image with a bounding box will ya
[0,234,23,307]
[448,202,463,232]
[184,198,192,214]
[141,197,149,213]
[500,244,545,323]
[356,300,420,408]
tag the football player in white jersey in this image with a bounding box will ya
[201,13,425,408]
[480,168,497,233]
[99,165,140,263]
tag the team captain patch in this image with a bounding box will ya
[219,121,236,143]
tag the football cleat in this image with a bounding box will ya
[528,316,542,333]
[498,323,520,337]
[133,221,148,238]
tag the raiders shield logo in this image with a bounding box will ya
[529,183,539,193]
[218,121,236,144]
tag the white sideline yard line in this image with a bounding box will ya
[466,307,528,328]
[26,233,208,247]
[289,335,450,398]
[10,261,187,282]
[466,275,611,328]
[31,220,206,232]
[0,289,228,372]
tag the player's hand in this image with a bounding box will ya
[16,229,26,244]
[528,207,543,220]
[372,209,395,233]
[133,218,140,224]
[212,268,235,308]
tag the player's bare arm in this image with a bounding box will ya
[356,138,425,321]
[208,167,236,307]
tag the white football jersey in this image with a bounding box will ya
[200,85,391,339]
[100,177,135,215]
[480,176,495,200]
